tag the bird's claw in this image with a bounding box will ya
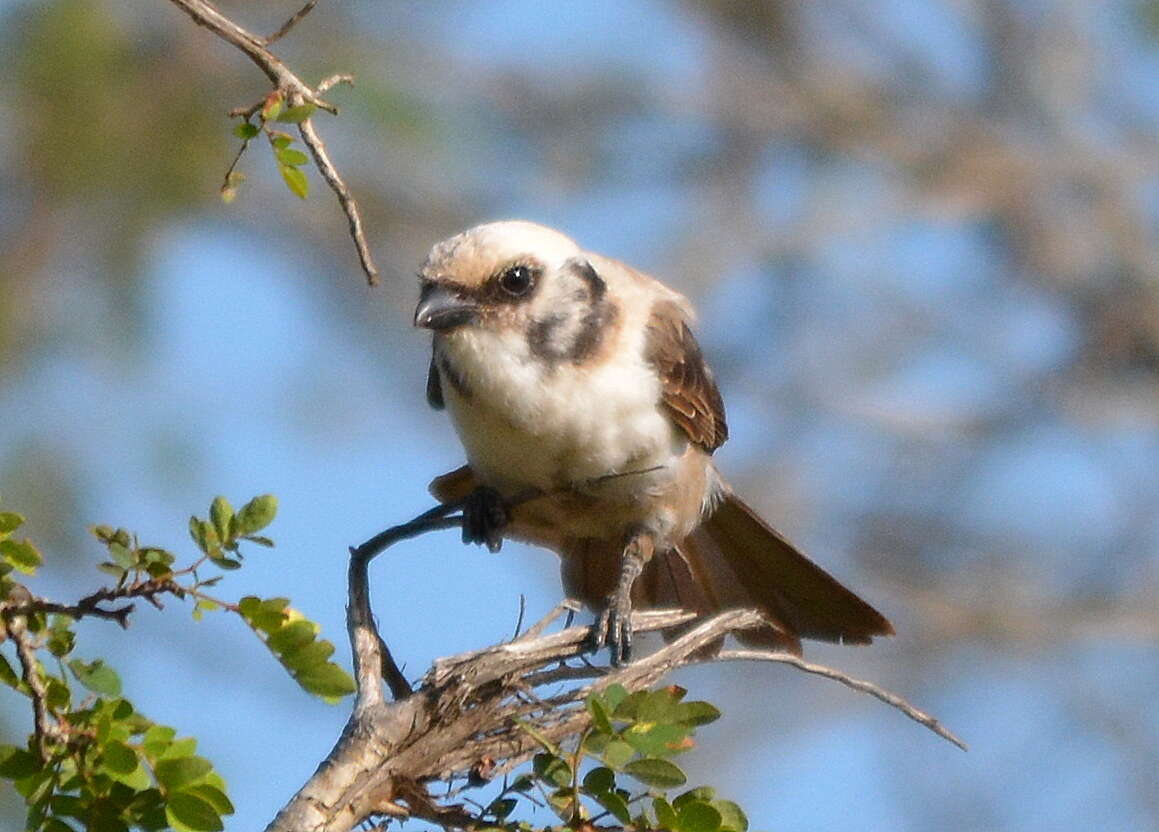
[462,486,509,553]
[593,591,633,666]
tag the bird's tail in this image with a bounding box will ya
[562,493,894,654]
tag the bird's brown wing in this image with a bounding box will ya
[644,300,728,452]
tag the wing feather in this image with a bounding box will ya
[644,301,728,451]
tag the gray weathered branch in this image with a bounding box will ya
[265,505,965,832]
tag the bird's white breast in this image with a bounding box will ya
[437,325,686,502]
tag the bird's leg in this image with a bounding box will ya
[461,486,510,553]
[594,531,654,666]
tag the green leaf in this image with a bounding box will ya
[0,512,24,534]
[582,766,614,794]
[638,688,680,724]
[270,133,293,149]
[142,725,176,758]
[274,103,316,123]
[275,147,310,166]
[675,701,721,727]
[281,638,336,672]
[674,787,716,809]
[234,495,277,536]
[46,676,71,710]
[188,517,219,555]
[238,597,354,701]
[0,539,41,574]
[654,797,679,830]
[624,758,687,789]
[677,800,722,832]
[232,122,259,139]
[154,756,212,791]
[207,554,241,571]
[47,617,76,658]
[595,791,632,824]
[486,798,517,820]
[242,534,275,547]
[602,739,634,770]
[209,497,233,543]
[712,800,749,832]
[68,659,122,697]
[279,164,308,198]
[612,690,647,721]
[624,723,693,758]
[185,784,234,816]
[260,93,284,122]
[166,791,223,832]
[42,819,77,832]
[294,663,356,702]
[266,619,317,654]
[532,752,572,788]
[0,744,42,778]
[602,683,629,710]
[100,740,138,775]
[108,542,135,569]
[0,654,19,688]
[586,692,613,735]
[159,737,198,761]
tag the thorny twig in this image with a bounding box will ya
[165,0,380,284]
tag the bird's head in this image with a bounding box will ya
[415,221,615,363]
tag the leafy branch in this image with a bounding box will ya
[165,0,379,284]
[0,494,354,832]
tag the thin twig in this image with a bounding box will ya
[265,0,318,45]
[298,113,379,284]
[164,0,380,285]
[0,577,184,628]
[716,649,968,751]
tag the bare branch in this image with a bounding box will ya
[0,577,184,628]
[265,0,319,45]
[164,0,381,284]
[298,112,380,285]
[716,649,968,751]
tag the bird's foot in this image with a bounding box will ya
[593,589,634,666]
[461,486,510,553]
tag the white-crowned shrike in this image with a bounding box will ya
[414,221,892,664]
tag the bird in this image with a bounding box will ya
[414,220,893,664]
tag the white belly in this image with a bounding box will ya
[439,328,687,499]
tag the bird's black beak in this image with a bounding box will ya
[414,282,479,330]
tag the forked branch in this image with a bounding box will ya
[165,0,380,284]
[266,503,965,832]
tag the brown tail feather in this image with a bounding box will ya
[689,493,894,650]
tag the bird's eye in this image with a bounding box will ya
[498,265,535,297]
